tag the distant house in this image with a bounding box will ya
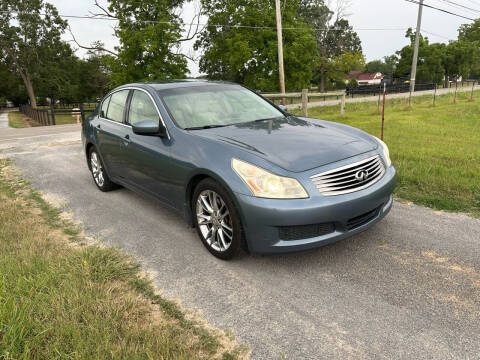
[347,71,385,86]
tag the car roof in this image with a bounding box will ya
[120,79,239,91]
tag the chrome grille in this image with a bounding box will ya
[311,155,385,196]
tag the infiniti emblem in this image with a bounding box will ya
[355,170,369,182]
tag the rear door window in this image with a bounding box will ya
[106,90,129,123]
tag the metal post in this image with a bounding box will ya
[50,103,56,125]
[275,0,286,105]
[381,83,386,141]
[433,83,437,107]
[471,81,475,101]
[409,0,424,106]
[301,89,308,117]
[454,79,458,104]
[341,92,345,117]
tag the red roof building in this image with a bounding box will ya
[348,71,385,86]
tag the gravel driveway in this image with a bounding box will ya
[1,125,479,360]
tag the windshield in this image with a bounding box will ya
[158,84,284,129]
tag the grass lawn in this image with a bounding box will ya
[7,108,96,128]
[292,91,480,217]
[0,159,247,359]
[7,111,36,128]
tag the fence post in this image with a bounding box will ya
[340,92,345,117]
[381,83,386,141]
[301,89,308,117]
[454,79,458,104]
[377,91,381,113]
[471,81,475,101]
[433,83,437,107]
[80,103,85,125]
[50,103,56,125]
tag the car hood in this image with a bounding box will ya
[194,116,378,173]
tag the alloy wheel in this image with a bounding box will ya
[90,152,105,187]
[196,190,234,252]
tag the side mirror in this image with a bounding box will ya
[132,120,165,137]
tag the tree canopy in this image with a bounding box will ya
[0,0,69,107]
[395,28,478,86]
[94,0,189,87]
[195,0,318,91]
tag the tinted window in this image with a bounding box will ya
[128,90,160,126]
[158,85,283,129]
[106,90,129,123]
[100,95,110,118]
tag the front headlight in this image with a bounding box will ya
[374,137,392,167]
[232,159,308,199]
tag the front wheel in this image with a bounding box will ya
[89,147,118,192]
[193,179,243,260]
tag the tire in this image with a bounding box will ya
[88,147,118,192]
[193,178,243,260]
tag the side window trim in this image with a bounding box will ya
[124,90,134,125]
[127,89,161,126]
[98,87,170,138]
[100,95,111,119]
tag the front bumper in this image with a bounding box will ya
[234,164,397,254]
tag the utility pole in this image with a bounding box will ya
[409,0,424,105]
[275,0,286,104]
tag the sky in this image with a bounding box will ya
[50,0,474,77]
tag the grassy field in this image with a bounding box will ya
[292,90,480,217]
[0,159,247,359]
[8,108,96,128]
[7,111,37,128]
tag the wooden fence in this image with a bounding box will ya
[261,89,346,117]
[19,103,96,126]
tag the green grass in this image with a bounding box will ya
[0,159,247,359]
[7,107,96,128]
[292,90,480,217]
[7,111,34,128]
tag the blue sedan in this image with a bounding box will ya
[82,80,396,259]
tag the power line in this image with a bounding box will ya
[436,0,480,14]
[405,0,476,20]
[422,28,452,39]
[462,0,480,8]
[0,10,410,32]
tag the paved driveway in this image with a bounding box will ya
[1,126,479,360]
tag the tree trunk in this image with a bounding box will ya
[18,69,37,108]
[3,46,37,107]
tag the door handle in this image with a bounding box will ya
[122,134,131,147]
[96,124,101,129]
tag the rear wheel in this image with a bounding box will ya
[89,147,117,192]
[193,179,243,260]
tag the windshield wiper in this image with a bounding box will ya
[184,124,228,130]
[253,116,285,123]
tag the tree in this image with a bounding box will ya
[299,0,362,91]
[396,29,444,84]
[0,63,27,104]
[88,0,189,87]
[195,0,318,91]
[396,29,478,87]
[0,0,68,107]
[324,51,364,88]
[365,56,397,75]
[458,20,480,76]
